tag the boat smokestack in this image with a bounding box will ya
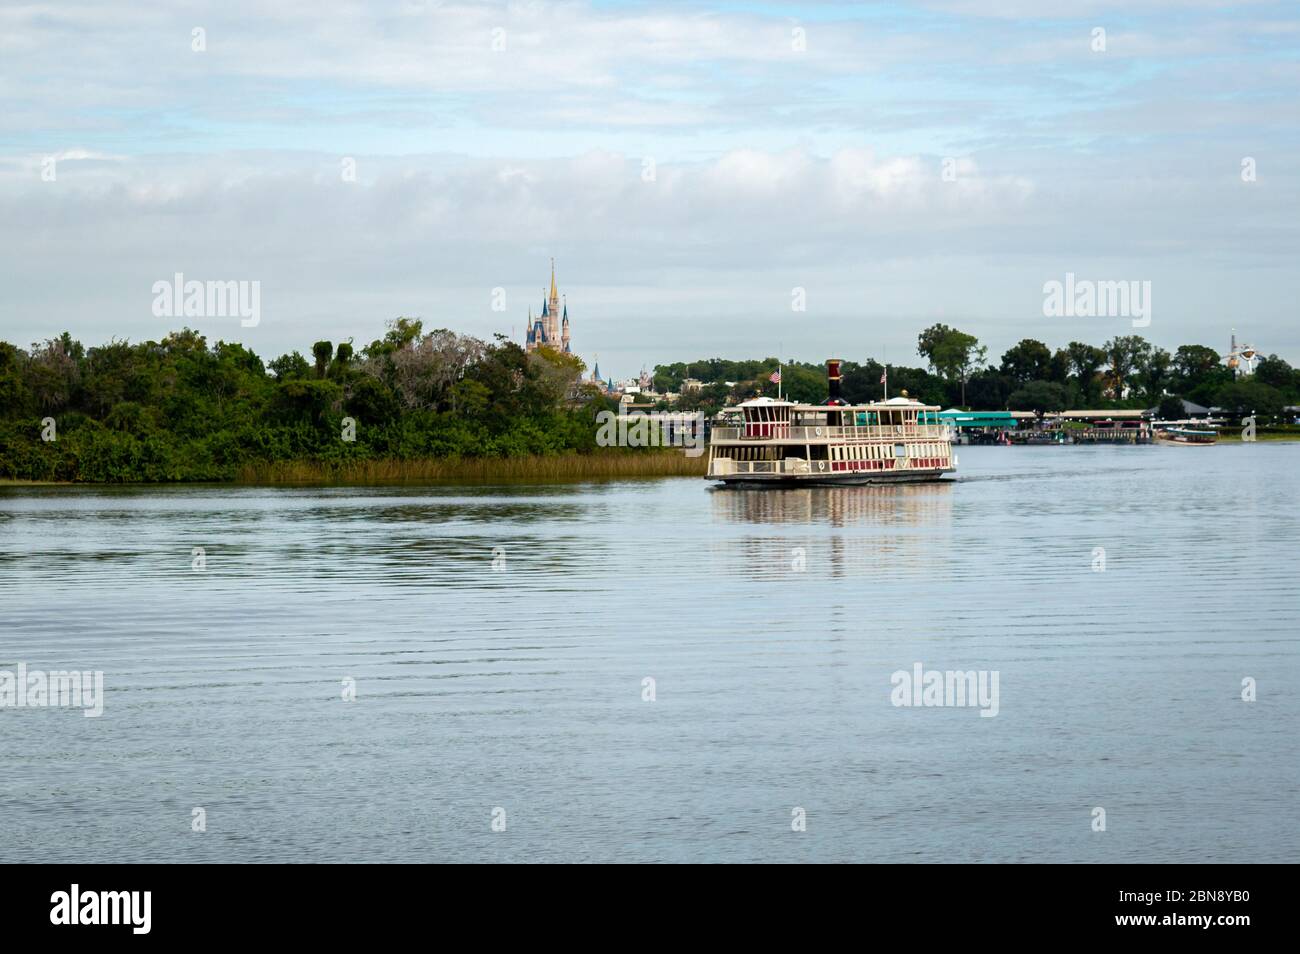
[825,358,847,405]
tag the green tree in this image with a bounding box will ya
[312,341,333,378]
[772,362,825,404]
[1135,346,1172,405]
[917,324,986,406]
[329,341,354,380]
[344,375,399,426]
[1254,354,1295,395]
[840,360,886,404]
[363,317,423,360]
[964,370,1013,410]
[1102,335,1150,401]
[0,341,30,413]
[1156,395,1186,420]
[1065,341,1107,405]
[24,335,82,412]
[1007,380,1068,414]
[1048,348,1072,385]
[999,339,1052,386]
[1172,344,1227,396]
[1215,379,1285,422]
[269,352,311,381]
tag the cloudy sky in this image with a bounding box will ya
[2,0,1297,379]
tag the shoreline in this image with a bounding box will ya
[3,451,708,487]
[5,439,1297,488]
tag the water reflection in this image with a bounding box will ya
[709,481,953,527]
[706,483,955,581]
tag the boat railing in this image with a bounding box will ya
[712,424,948,441]
[710,458,813,476]
[1076,426,1152,444]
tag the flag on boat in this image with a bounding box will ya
[770,370,781,383]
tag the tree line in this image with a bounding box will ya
[0,321,606,482]
[4,320,1295,482]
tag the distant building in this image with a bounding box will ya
[1147,397,1212,419]
[524,259,571,355]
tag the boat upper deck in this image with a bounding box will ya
[712,397,948,443]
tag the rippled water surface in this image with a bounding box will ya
[2,444,1298,863]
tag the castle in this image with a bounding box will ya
[524,260,571,354]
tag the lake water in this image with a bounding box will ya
[2,443,1297,863]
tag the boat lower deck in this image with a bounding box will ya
[715,468,953,487]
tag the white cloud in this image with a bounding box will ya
[3,145,1295,376]
[1,1,1298,375]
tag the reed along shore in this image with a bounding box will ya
[235,450,708,484]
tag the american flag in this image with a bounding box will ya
[770,370,781,383]
[880,371,887,384]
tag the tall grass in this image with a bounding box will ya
[1213,430,1299,442]
[235,450,708,484]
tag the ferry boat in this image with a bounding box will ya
[706,360,956,486]
[1154,424,1218,446]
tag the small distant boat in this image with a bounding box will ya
[1010,430,1071,445]
[1154,425,1217,446]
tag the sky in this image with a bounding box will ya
[2,0,1297,380]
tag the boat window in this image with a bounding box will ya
[894,443,907,458]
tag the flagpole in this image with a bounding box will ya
[777,342,783,401]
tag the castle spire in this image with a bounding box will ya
[549,258,558,302]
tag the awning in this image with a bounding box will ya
[938,410,1017,428]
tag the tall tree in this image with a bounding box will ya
[964,370,1013,410]
[917,323,986,406]
[311,340,333,378]
[1007,380,1068,414]
[1048,348,1072,385]
[1066,341,1107,405]
[1215,379,1285,421]
[1135,346,1172,404]
[1102,335,1150,401]
[999,338,1052,386]
[1254,354,1294,393]
[1172,344,1224,393]
[24,335,82,411]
